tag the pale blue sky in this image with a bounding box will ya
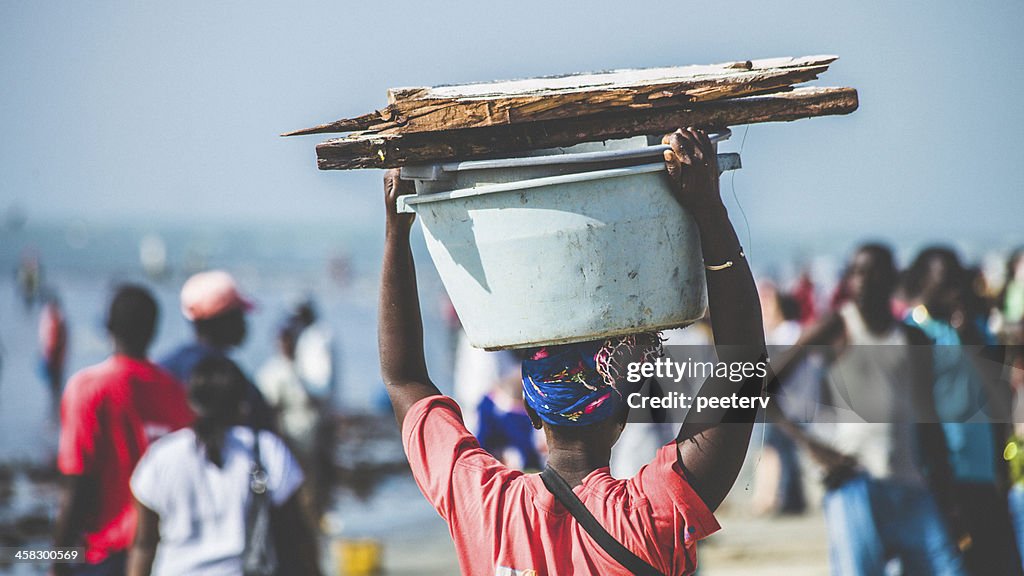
[2,1,1022,245]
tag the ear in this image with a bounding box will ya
[525,405,544,430]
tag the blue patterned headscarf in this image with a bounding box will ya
[521,334,662,427]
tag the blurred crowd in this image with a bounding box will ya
[12,242,1024,575]
[756,244,1024,576]
[35,270,335,576]
[447,243,1024,576]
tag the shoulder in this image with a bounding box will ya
[63,359,117,405]
[149,360,185,385]
[229,427,289,456]
[158,344,190,365]
[135,429,195,479]
[159,344,213,371]
[256,356,289,382]
[402,396,466,441]
[631,444,721,536]
[148,428,196,456]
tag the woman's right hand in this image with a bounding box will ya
[384,168,416,234]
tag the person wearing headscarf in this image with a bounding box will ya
[378,128,766,575]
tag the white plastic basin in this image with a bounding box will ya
[398,159,721,350]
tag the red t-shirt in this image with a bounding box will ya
[58,355,194,564]
[402,396,719,576]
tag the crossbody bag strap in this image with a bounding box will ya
[249,429,269,495]
[540,466,665,576]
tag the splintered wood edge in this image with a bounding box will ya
[400,55,839,100]
[312,86,858,170]
[283,55,839,136]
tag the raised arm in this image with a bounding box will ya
[379,170,442,430]
[664,128,767,511]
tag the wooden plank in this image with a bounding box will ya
[396,55,835,99]
[284,55,837,137]
[314,86,858,170]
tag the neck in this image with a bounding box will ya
[114,342,147,360]
[196,335,227,351]
[545,437,612,487]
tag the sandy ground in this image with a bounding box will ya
[699,510,829,575]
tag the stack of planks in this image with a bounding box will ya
[285,55,857,170]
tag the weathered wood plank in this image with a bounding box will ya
[314,86,858,170]
[396,55,835,100]
[284,55,837,137]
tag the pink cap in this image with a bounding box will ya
[180,270,253,321]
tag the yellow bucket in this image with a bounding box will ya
[334,538,383,576]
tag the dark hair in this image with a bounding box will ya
[778,293,802,322]
[856,243,897,277]
[189,356,247,467]
[107,284,158,353]
[903,246,962,299]
[294,300,317,328]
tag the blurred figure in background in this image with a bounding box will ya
[611,321,712,479]
[999,248,1024,344]
[903,247,1022,576]
[53,285,193,576]
[751,280,806,516]
[16,250,42,309]
[474,350,542,470]
[128,356,319,576]
[160,270,274,430]
[1007,344,1024,572]
[291,299,337,408]
[257,319,329,522]
[39,290,68,407]
[792,269,819,326]
[452,331,504,435]
[772,244,965,576]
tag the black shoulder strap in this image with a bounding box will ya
[249,429,268,495]
[540,466,665,576]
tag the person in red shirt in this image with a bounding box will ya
[379,128,767,575]
[38,291,68,407]
[53,285,194,576]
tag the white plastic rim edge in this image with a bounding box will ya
[396,162,667,213]
[396,152,741,213]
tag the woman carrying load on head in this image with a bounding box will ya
[379,128,767,575]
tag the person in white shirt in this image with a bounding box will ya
[292,300,337,405]
[127,356,319,576]
[257,320,328,521]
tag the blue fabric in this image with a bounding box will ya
[159,342,217,385]
[160,342,276,431]
[823,474,964,576]
[904,314,997,483]
[1010,484,1024,573]
[521,341,619,427]
[764,424,806,514]
[476,395,542,470]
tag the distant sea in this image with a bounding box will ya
[0,220,456,464]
